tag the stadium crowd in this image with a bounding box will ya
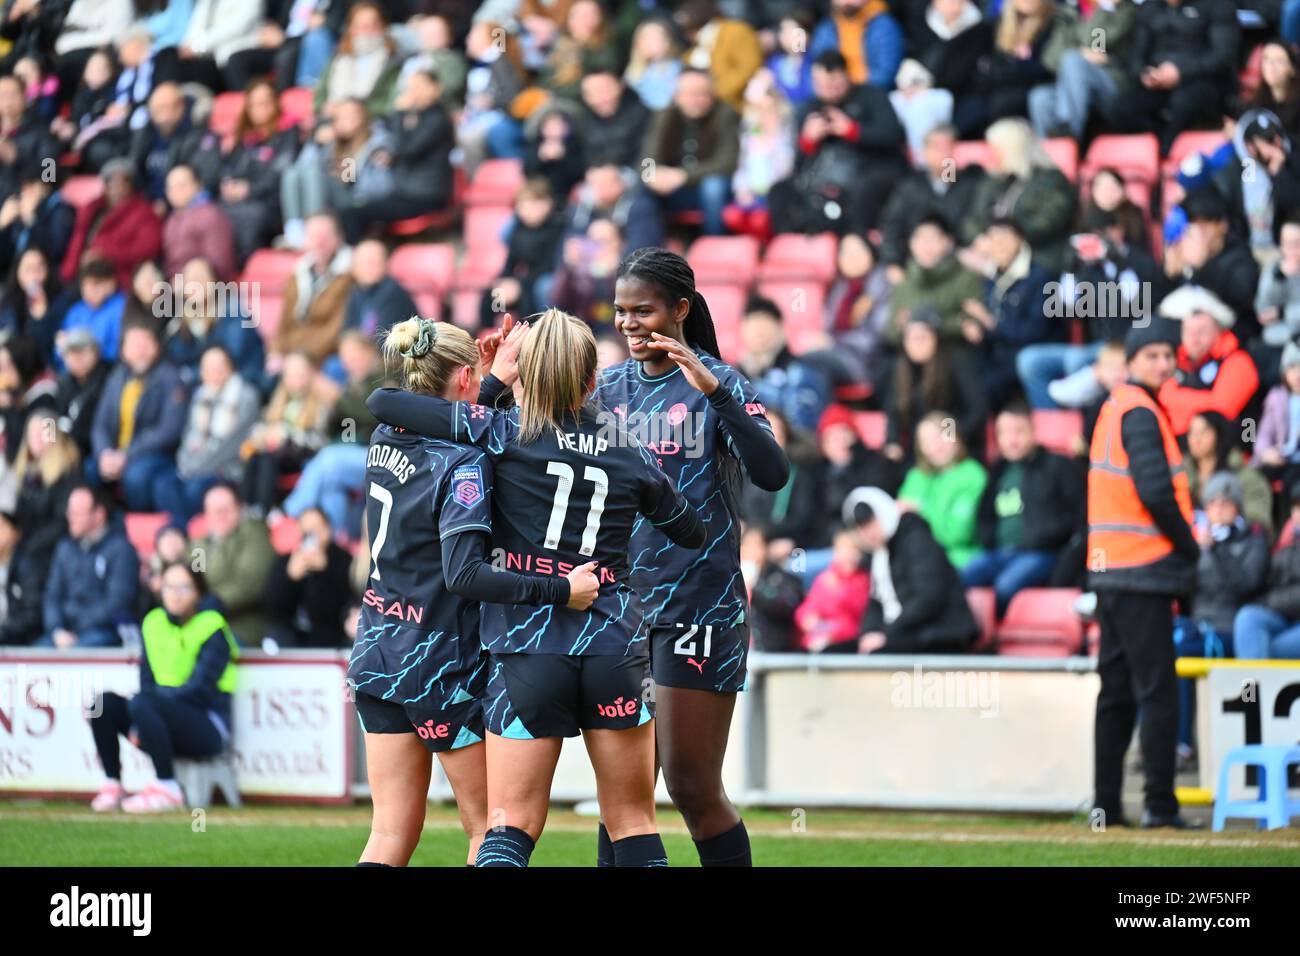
[0,0,1298,768]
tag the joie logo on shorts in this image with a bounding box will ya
[414,719,451,740]
[596,696,639,719]
[451,465,484,507]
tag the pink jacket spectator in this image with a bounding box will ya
[794,565,870,651]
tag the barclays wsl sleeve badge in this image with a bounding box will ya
[451,464,484,507]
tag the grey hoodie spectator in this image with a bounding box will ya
[37,486,139,648]
[1254,216,1300,347]
[279,99,394,247]
[165,347,262,521]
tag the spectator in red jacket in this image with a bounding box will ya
[161,165,237,283]
[795,530,870,653]
[60,159,163,290]
[1156,285,1260,437]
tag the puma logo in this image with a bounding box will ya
[687,658,706,674]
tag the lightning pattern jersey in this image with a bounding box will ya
[595,355,774,631]
[363,389,705,657]
[348,424,492,725]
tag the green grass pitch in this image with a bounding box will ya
[3,802,1299,866]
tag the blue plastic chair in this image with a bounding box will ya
[1212,745,1300,831]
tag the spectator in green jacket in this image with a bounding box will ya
[961,117,1076,273]
[888,213,985,349]
[897,410,988,569]
[191,481,276,645]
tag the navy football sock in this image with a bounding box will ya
[612,832,669,867]
[355,861,393,867]
[597,822,615,867]
[475,826,536,867]
[694,820,752,867]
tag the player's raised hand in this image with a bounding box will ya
[646,333,719,395]
[565,561,600,610]
[477,313,516,377]
[491,317,529,385]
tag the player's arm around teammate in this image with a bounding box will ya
[355,318,598,868]
[372,312,706,866]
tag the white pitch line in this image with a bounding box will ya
[2,810,1297,851]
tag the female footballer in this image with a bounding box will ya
[351,317,599,867]
[367,310,706,867]
[597,247,790,867]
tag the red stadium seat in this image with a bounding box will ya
[1032,409,1084,457]
[125,512,172,560]
[208,91,244,136]
[757,233,838,284]
[966,587,997,653]
[465,158,524,206]
[1162,131,1229,177]
[697,282,747,364]
[1082,134,1160,190]
[996,588,1085,656]
[952,139,993,170]
[187,513,209,540]
[389,210,450,237]
[241,249,299,344]
[451,230,511,329]
[269,513,302,555]
[279,87,315,129]
[688,235,761,287]
[241,249,299,292]
[852,410,886,448]
[451,288,485,329]
[463,205,514,259]
[250,294,283,343]
[387,167,467,238]
[389,243,456,320]
[1239,44,1265,103]
[1042,138,1079,181]
[60,174,103,208]
[756,280,827,354]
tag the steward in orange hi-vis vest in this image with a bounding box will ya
[1089,316,1201,829]
[1088,383,1195,574]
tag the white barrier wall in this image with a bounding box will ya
[6,648,1293,812]
[0,651,353,801]
[746,655,1099,812]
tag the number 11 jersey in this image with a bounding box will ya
[393,396,705,657]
